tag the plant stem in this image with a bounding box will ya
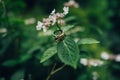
[46,64,66,80]
[1,0,6,17]
[56,22,61,30]
[51,64,66,75]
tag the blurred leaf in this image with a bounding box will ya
[19,46,41,63]
[28,46,40,54]
[77,38,100,45]
[40,46,57,63]
[0,36,12,55]
[0,78,5,80]
[64,16,76,22]
[19,53,32,63]
[2,60,19,67]
[11,69,24,80]
[62,25,75,32]
[77,74,88,80]
[57,36,79,69]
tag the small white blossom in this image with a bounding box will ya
[63,6,69,15]
[89,59,104,67]
[25,18,36,25]
[80,58,104,67]
[97,60,104,66]
[89,59,98,67]
[80,58,88,66]
[115,55,120,62]
[64,0,79,8]
[55,13,64,19]
[51,9,55,15]
[36,6,69,32]
[43,26,47,32]
[101,52,110,60]
[92,72,98,80]
[57,19,65,25]
[49,15,56,25]
[36,21,43,30]
[0,28,7,33]
[43,18,51,26]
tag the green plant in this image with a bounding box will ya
[36,3,100,80]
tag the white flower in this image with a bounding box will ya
[43,18,51,26]
[97,60,104,66]
[80,58,104,67]
[36,6,68,32]
[80,58,88,66]
[89,59,104,67]
[36,21,43,30]
[101,52,110,60]
[89,59,98,67]
[115,55,120,62]
[55,13,64,19]
[64,0,79,8]
[51,9,55,15]
[43,26,47,32]
[51,16,56,25]
[49,15,56,25]
[92,72,98,80]
[57,19,65,25]
[25,18,36,25]
[0,28,7,33]
[63,6,69,15]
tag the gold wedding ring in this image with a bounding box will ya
[54,30,65,42]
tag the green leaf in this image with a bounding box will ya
[40,46,57,63]
[2,60,19,67]
[0,77,5,80]
[11,69,24,80]
[64,16,76,22]
[19,54,32,63]
[57,37,79,69]
[77,38,100,45]
[62,25,74,32]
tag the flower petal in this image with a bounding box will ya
[36,21,43,30]
[43,26,47,32]
[63,6,69,15]
[51,9,56,15]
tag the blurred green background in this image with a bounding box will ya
[0,0,120,80]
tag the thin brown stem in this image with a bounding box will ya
[46,63,56,80]
[51,64,66,75]
[51,63,57,72]
[46,64,66,80]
